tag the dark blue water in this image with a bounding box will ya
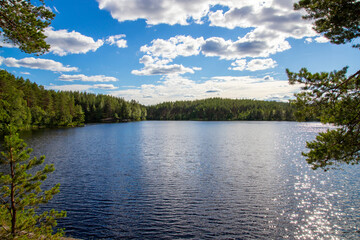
[21,121,359,239]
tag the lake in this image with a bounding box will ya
[21,121,359,239]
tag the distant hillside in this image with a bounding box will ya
[0,70,146,134]
[146,98,296,121]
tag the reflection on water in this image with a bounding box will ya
[20,122,360,239]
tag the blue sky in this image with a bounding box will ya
[0,0,359,105]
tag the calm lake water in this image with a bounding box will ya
[21,121,359,239]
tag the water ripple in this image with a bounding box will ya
[21,122,360,239]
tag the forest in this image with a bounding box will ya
[1,69,307,135]
[0,70,147,134]
[146,98,296,121]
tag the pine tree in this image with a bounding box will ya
[0,125,66,239]
[0,0,55,54]
[288,0,360,170]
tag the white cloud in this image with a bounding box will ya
[135,30,290,76]
[246,58,277,71]
[96,0,211,25]
[202,29,291,60]
[54,6,60,14]
[0,56,78,72]
[0,34,17,48]
[140,35,205,59]
[132,61,195,76]
[305,36,329,44]
[229,59,246,71]
[59,74,118,82]
[208,1,315,39]
[140,31,290,63]
[47,84,94,91]
[132,55,200,76]
[230,58,277,71]
[20,72,31,75]
[45,27,104,56]
[93,84,118,89]
[109,74,300,105]
[314,36,329,43]
[47,84,118,91]
[305,38,313,44]
[96,0,316,40]
[106,34,128,48]
[97,0,318,78]
[2,28,127,54]
[135,33,286,75]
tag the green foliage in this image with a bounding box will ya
[0,0,55,55]
[73,92,147,123]
[0,70,147,135]
[0,71,31,134]
[295,0,360,49]
[287,68,360,170]
[146,98,295,121]
[290,0,360,170]
[0,125,66,239]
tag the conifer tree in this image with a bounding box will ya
[288,0,360,170]
[0,0,55,54]
[0,125,66,239]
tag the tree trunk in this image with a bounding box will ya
[9,146,16,237]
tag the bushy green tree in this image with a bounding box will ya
[288,0,360,170]
[0,0,55,54]
[287,68,360,170]
[295,0,360,49]
[0,125,66,239]
[146,98,294,121]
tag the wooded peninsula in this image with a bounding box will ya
[1,70,305,134]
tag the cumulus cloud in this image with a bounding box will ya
[59,74,118,82]
[136,33,286,73]
[0,56,78,72]
[106,34,128,48]
[93,84,118,89]
[47,84,94,91]
[45,27,104,56]
[132,58,196,76]
[109,74,300,105]
[0,34,17,48]
[229,59,246,71]
[202,29,291,59]
[96,0,316,40]
[132,54,200,76]
[47,84,118,91]
[2,28,127,54]
[230,58,277,71]
[305,36,329,44]
[140,35,205,59]
[314,36,329,43]
[208,1,315,39]
[133,36,205,75]
[96,0,211,25]
[305,38,313,44]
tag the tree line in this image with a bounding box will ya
[0,70,147,134]
[1,69,309,136]
[146,98,298,121]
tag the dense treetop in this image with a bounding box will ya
[0,70,146,135]
[146,98,296,121]
[295,0,360,49]
[288,0,360,170]
[0,0,55,54]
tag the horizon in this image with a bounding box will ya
[0,0,359,105]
